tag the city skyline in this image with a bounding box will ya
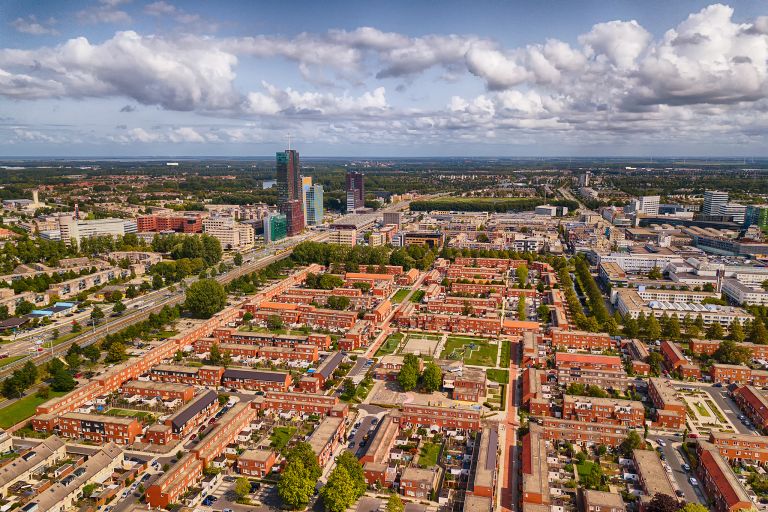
[3,0,768,157]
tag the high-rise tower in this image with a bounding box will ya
[276,149,305,236]
[346,171,365,212]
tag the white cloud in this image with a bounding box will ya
[77,0,132,24]
[11,15,58,36]
[246,83,388,117]
[578,20,651,69]
[144,1,201,24]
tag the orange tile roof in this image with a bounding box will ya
[345,272,394,281]
[503,320,541,329]
[555,353,621,365]
[260,301,298,310]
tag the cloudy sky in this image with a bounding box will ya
[2,0,768,157]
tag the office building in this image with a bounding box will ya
[58,217,136,246]
[202,217,254,250]
[383,211,402,227]
[718,202,746,224]
[346,170,365,212]
[703,190,729,216]
[634,195,660,216]
[276,149,305,236]
[304,183,324,225]
[579,171,591,187]
[263,213,287,243]
[744,205,768,229]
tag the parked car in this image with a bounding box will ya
[657,439,666,447]
[689,477,699,486]
[682,463,691,472]
[675,490,684,497]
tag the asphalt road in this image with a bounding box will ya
[671,382,759,435]
[655,435,707,505]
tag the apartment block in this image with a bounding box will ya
[466,427,498,499]
[0,437,66,496]
[696,440,752,512]
[633,448,676,509]
[238,449,277,477]
[165,390,219,439]
[550,329,612,351]
[307,416,345,466]
[221,368,292,392]
[57,412,142,444]
[732,386,768,430]
[522,423,550,506]
[120,380,195,402]
[554,353,629,391]
[660,340,701,379]
[709,431,768,465]
[711,364,768,386]
[398,403,482,431]
[146,453,204,508]
[648,377,686,429]
[400,466,439,499]
[561,395,645,427]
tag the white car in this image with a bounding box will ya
[657,439,666,447]
[689,477,699,486]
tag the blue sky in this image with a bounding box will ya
[2,0,768,157]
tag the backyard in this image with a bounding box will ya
[409,290,426,303]
[270,426,297,452]
[486,368,509,384]
[418,442,441,468]
[104,408,156,422]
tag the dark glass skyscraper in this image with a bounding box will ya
[277,149,305,236]
[346,170,365,212]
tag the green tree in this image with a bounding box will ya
[397,363,419,392]
[15,300,35,316]
[620,430,644,457]
[234,477,251,500]
[327,296,351,310]
[36,385,50,399]
[233,253,243,266]
[663,316,681,339]
[679,505,709,512]
[321,465,357,512]
[335,451,366,498]
[713,339,752,365]
[242,311,254,323]
[647,352,664,376]
[184,279,227,319]
[421,362,442,393]
[105,342,127,363]
[516,264,529,285]
[706,322,725,340]
[90,306,105,324]
[729,319,745,343]
[209,343,222,364]
[50,366,76,392]
[287,442,322,481]
[622,316,639,338]
[536,304,550,322]
[267,315,284,330]
[646,315,661,340]
[113,300,127,315]
[71,320,82,333]
[517,296,526,321]
[278,460,315,510]
[749,319,768,345]
[648,266,662,280]
[83,344,100,363]
[387,493,404,512]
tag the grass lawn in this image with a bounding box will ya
[0,355,25,368]
[418,442,441,468]
[270,426,297,452]
[376,333,404,357]
[486,368,509,384]
[694,402,711,417]
[104,408,156,421]
[43,331,80,349]
[155,330,179,340]
[391,289,410,303]
[409,290,426,303]
[705,400,727,423]
[0,391,68,428]
[500,340,511,368]
[577,460,598,478]
[442,336,497,366]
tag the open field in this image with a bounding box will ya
[0,391,68,428]
[391,289,410,303]
[376,333,404,357]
